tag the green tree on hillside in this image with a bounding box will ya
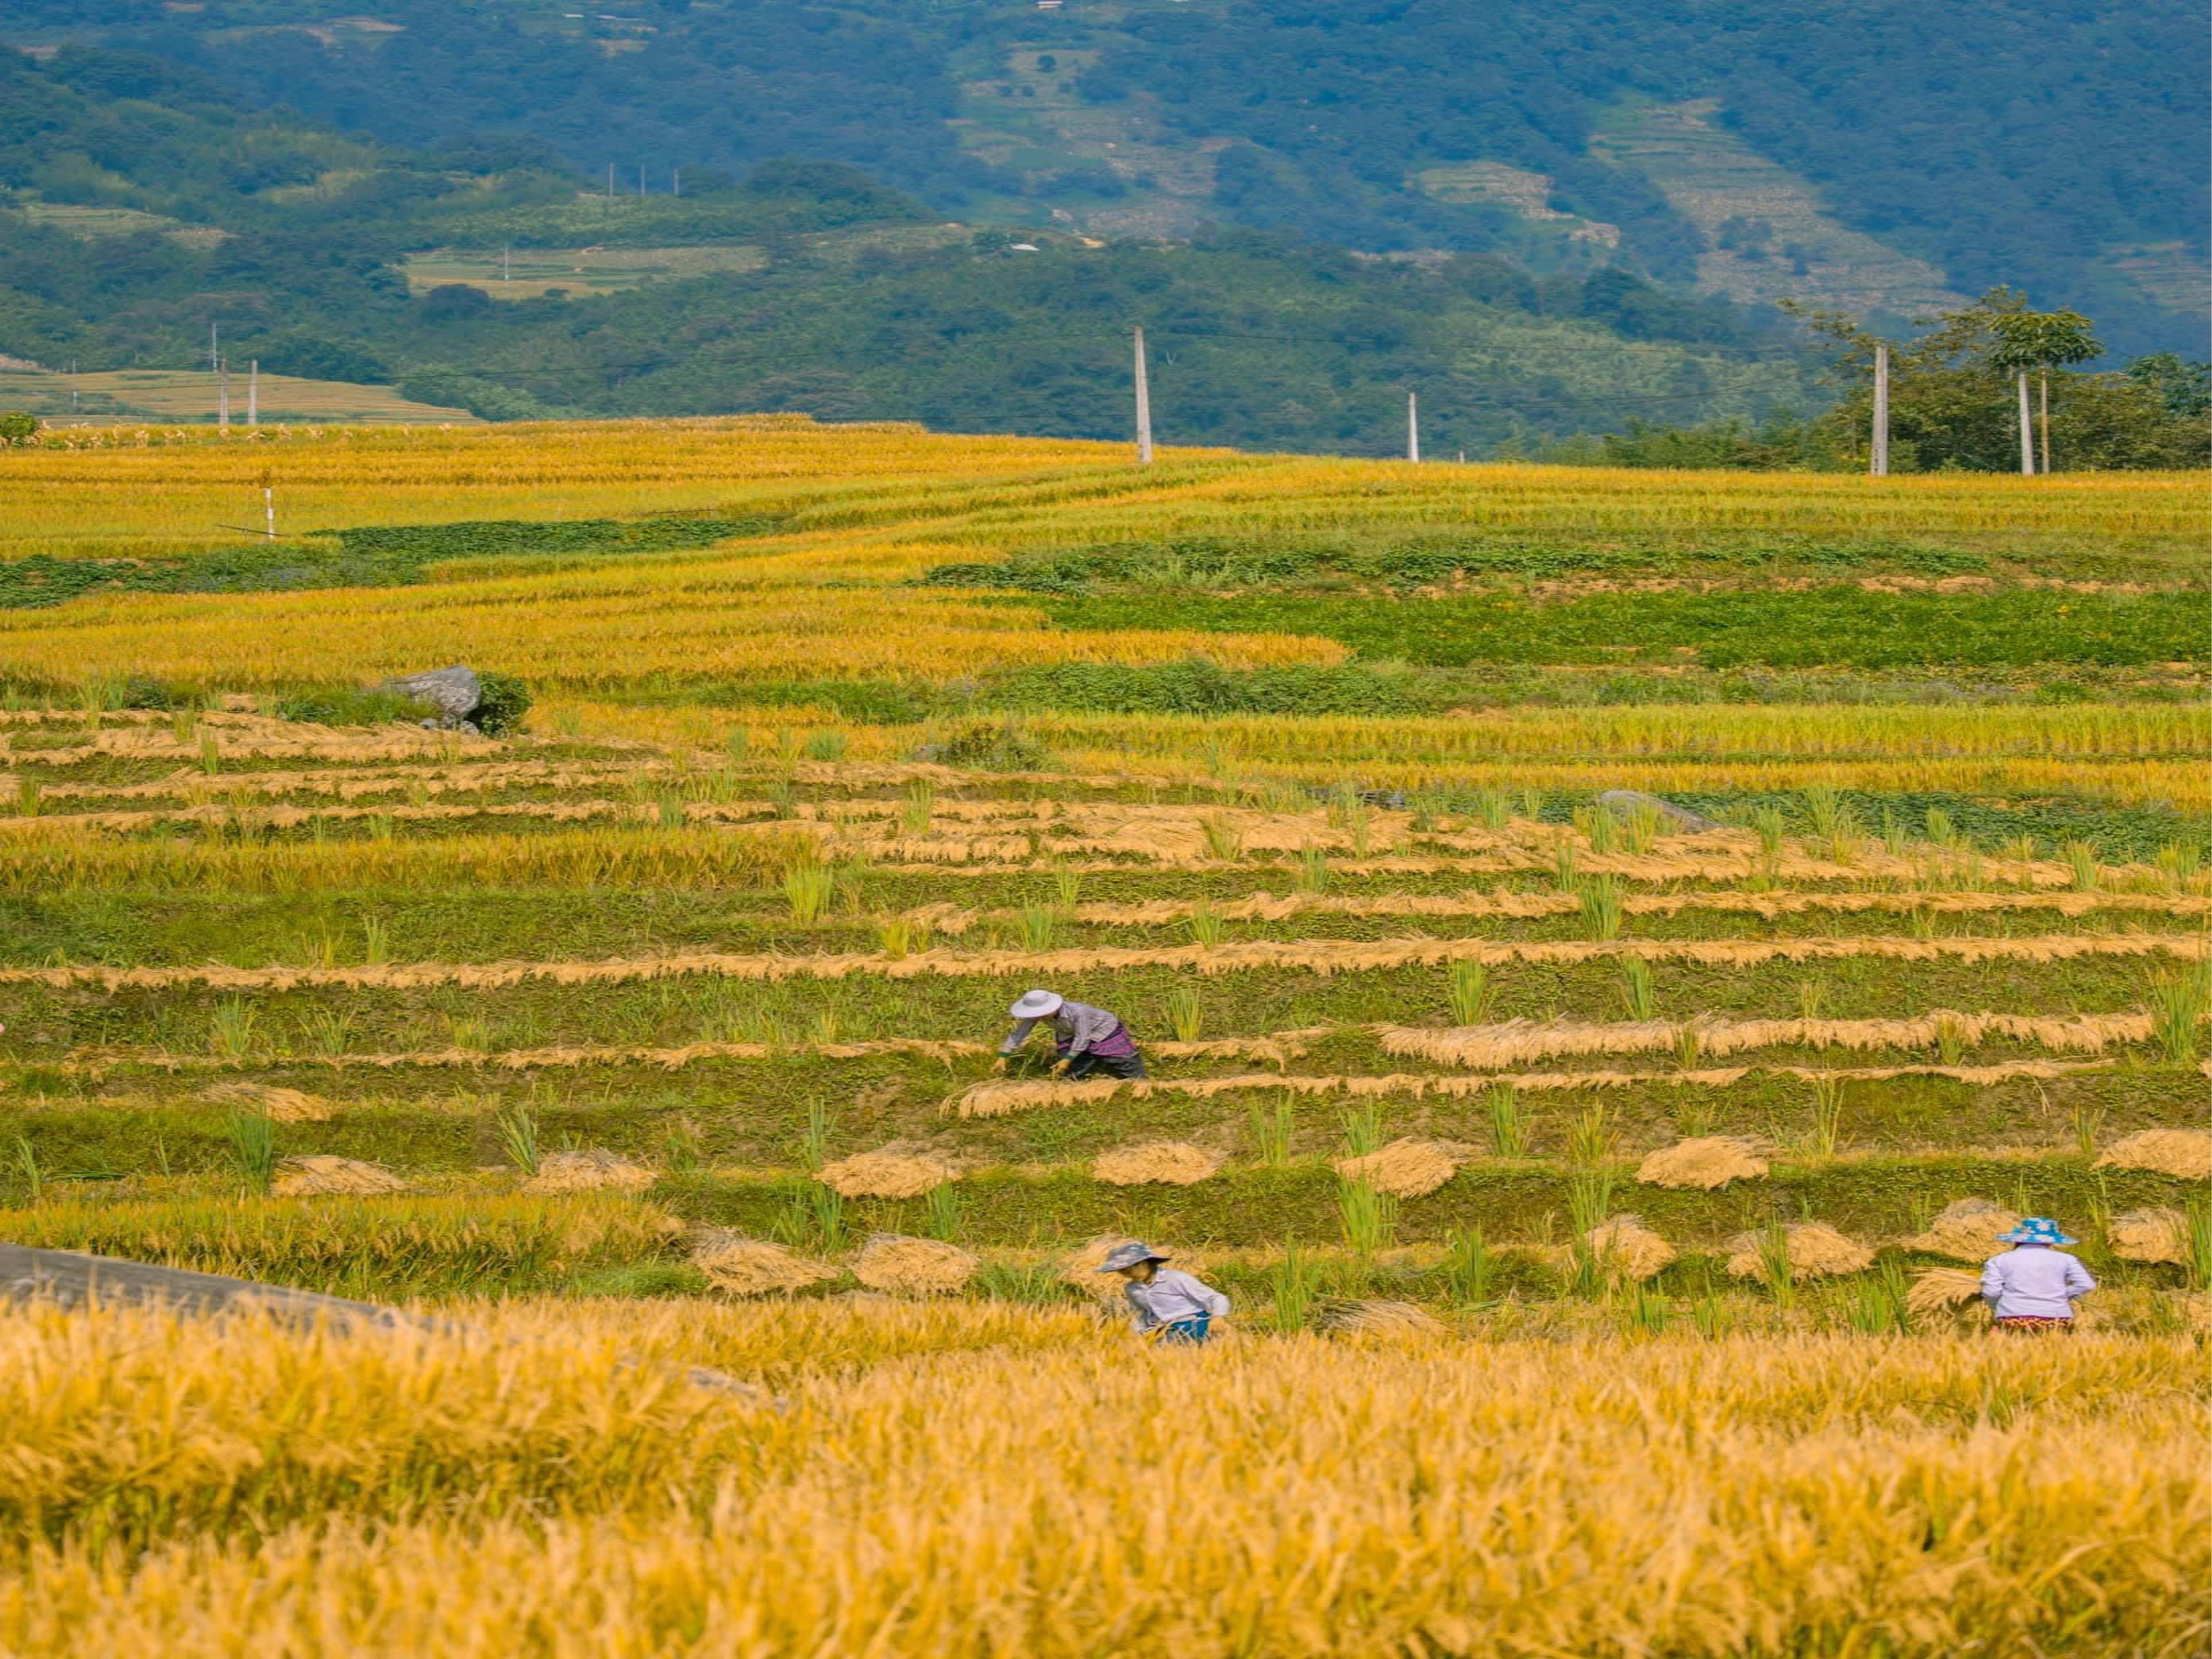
[1989,309,2101,472]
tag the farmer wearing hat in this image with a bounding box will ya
[1099,1242,1229,1344]
[1981,1218,2096,1332]
[993,989,1147,1080]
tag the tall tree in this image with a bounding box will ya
[1989,309,2103,473]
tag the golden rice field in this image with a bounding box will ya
[0,420,2205,1654]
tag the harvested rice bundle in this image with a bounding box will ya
[2108,1207,2192,1265]
[1725,1222,1874,1282]
[690,1230,839,1296]
[523,1148,656,1194]
[1093,1142,1221,1187]
[1906,1198,2022,1261]
[1313,1299,1445,1339]
[1636,1137,1769,1190]
[818,1147,961,1200]
[1333,1138,1459,1198]
[202,1080,333,1123]
[1061,1235,1147,1303]
[1584,1215,1677,1282]
[2095,1129,2212,1181]
[271,1156,406,1196]
[1907,1267,1985,1318]
[852,1233,980,1295]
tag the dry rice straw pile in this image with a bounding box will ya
[523,1148,657,1194]
[817,1148,960,1200]
[1906,1198,2021,1261]
[1907,1267,1985,1318]
[1725,1222,1874,1281]
[690,1231,839,1296]
[1584,1215,1677,1282]
[2108,1207,2192,1265]
[1333,1138,1460,1198]
[201,1080,332,1123]
[852,1234,980,1295]
[1636,1137,1769,1191]
[1313,1299,1445,1339]
[2095,1129,2212,1181]
[1092,1142,1222,1187]
[1061,1235,1146,1300]
[271,1156,407,1196]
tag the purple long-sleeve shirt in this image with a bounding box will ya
[1981,1246,2096,1320]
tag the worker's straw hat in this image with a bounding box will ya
[1097,1242,1171,1273]
[1009,989,1065,1020]
[1997,1218,2077,1246]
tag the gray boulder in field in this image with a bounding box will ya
[384,664,481,728]
[1594,789,1723,834]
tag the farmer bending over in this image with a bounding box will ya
[1982,1217,2096,1332]
[994,989,1147,1080]
[1100,1243,1228,1345]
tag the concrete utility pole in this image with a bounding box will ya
[2015,372,2035,475]
[502,245,512,281]
[1868,343,1890,477]
[1406,390,1420,463]
[217,353,230,431]
[1132,325,1154,465]
[246,359,258,428]
[260,469,276,539]
[638,164,646,198]
[672,167,681,197]
[607,162,616,198]
[2039,372,2052,475]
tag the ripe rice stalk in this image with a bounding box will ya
[1637,1137,1769,1191]
[2107,1208,2190,1266]
[201,1081,331,1124]
[1092,1141,1221,1187]
[1906,1198,2022,1261]
[851,1233,980,1295]
[1906,1266,1985,1318]
[523,1149,656,1195]
[690,1231,839,1296]
[493,1102,541,1176]
[817,1148,960,1201]
[271,1156,407,1197]
[2146,966,2210,1062]
[1060,1234,1148,1300]
[1331,1138,1459,1199]
[1725,1222,1874,1282]
[2095,1129,2212,1181]
[1582,1214,1677,1284]
[784,862,835,923]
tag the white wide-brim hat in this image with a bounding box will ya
[1009,988,1065,1019]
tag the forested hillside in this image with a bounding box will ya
[4,0,2201,352]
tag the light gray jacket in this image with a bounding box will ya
[1981,1246,2096,1320]
[1124,1269,1230,1333]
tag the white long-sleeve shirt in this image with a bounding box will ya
[1124,1269,1230,1333]
[1981,1246,2096,1320]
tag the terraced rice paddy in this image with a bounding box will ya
[0,421,2205,1654]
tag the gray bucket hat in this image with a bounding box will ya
[1009,988,1065,1020]
[1096,1242,1170,1273]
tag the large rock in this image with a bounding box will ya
[384,665,481,728]
[1594,789,1723,834]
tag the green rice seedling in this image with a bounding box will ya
[13,1137,45,1203]
[1052,865,1083,911]
[1906,904,1937,941]
[1337,1177,1399,1258]
[228,1109,277,1195]
[1621,802,1664,856]
[2154,842,2203,888]
[1198,812,1244,862]
[1440,1226,1494,1308]
[1618,959,1658,1021]
[2147,966,2210,1063]
[803,731,847,762]
[13,776,39,817]
[1795,975,1830,1021]
[1447,960,1494,1026]
[1249,1094,1295,1166]
[1808,1074,1846,1158]
[1475,789,1511,831]
[169,706,199,744]
[1803,785,1843,842]
[1189,902,1226,947]
[1750,806,1787,866]
[1576,804,1619,855]
[878,917,932,961]
[295,1007,351,1060]
[798,1098,835,1172]
[1485,1083,1530,1158]
[2064,841,2100,893]
[1843,1261,1911,1334]
[1407,791,1443,834]
[901,780,935,835]
[1924,807,1957,847]
[1623,1280,1669,1335]
[198,731,222,775]
[1674,1024,1703,1070]
[1578,876,1624,941]
[1339,1102,1384,1159]
[1347,804,1376,858]
[2073,1098,2105,1162]
[2186,1200,2211,1294]
[1822,802,1862,866]
[1270,1240,1320,1332]
[1018,905,1058,950]
[1565,1170,1616,1299]
[654,789,686,830]
[208,998,259,1062]
[660,1120,707,1175]
[1567,1102,1612,1166]
[445,1014,493,1052]
[1166,986,1203,1043]
[976,1261,1063,1304]
[1551,841,1579,892]
[1933,1015,1967,1067]
[1674,1098,1719,1138]
[809,1010,843,1047]
[925,1183,963,1243]
[1326,781,1364,829]
[1880,808,1907,859]
[1297,848,1330,893]
[2000,834,2038,867]
[1692,1291,1733,1338]
[495,1102,541,1176]
[767,782,797,820]
[1753,1221,1796,1311]
[365,813,395,842]
[1518,788,1546,822]
[723,727,750,762]
[784,862,835,923]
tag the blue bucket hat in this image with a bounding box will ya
[1998,1217,2077,1246]
[1096,1242,1170,1273]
